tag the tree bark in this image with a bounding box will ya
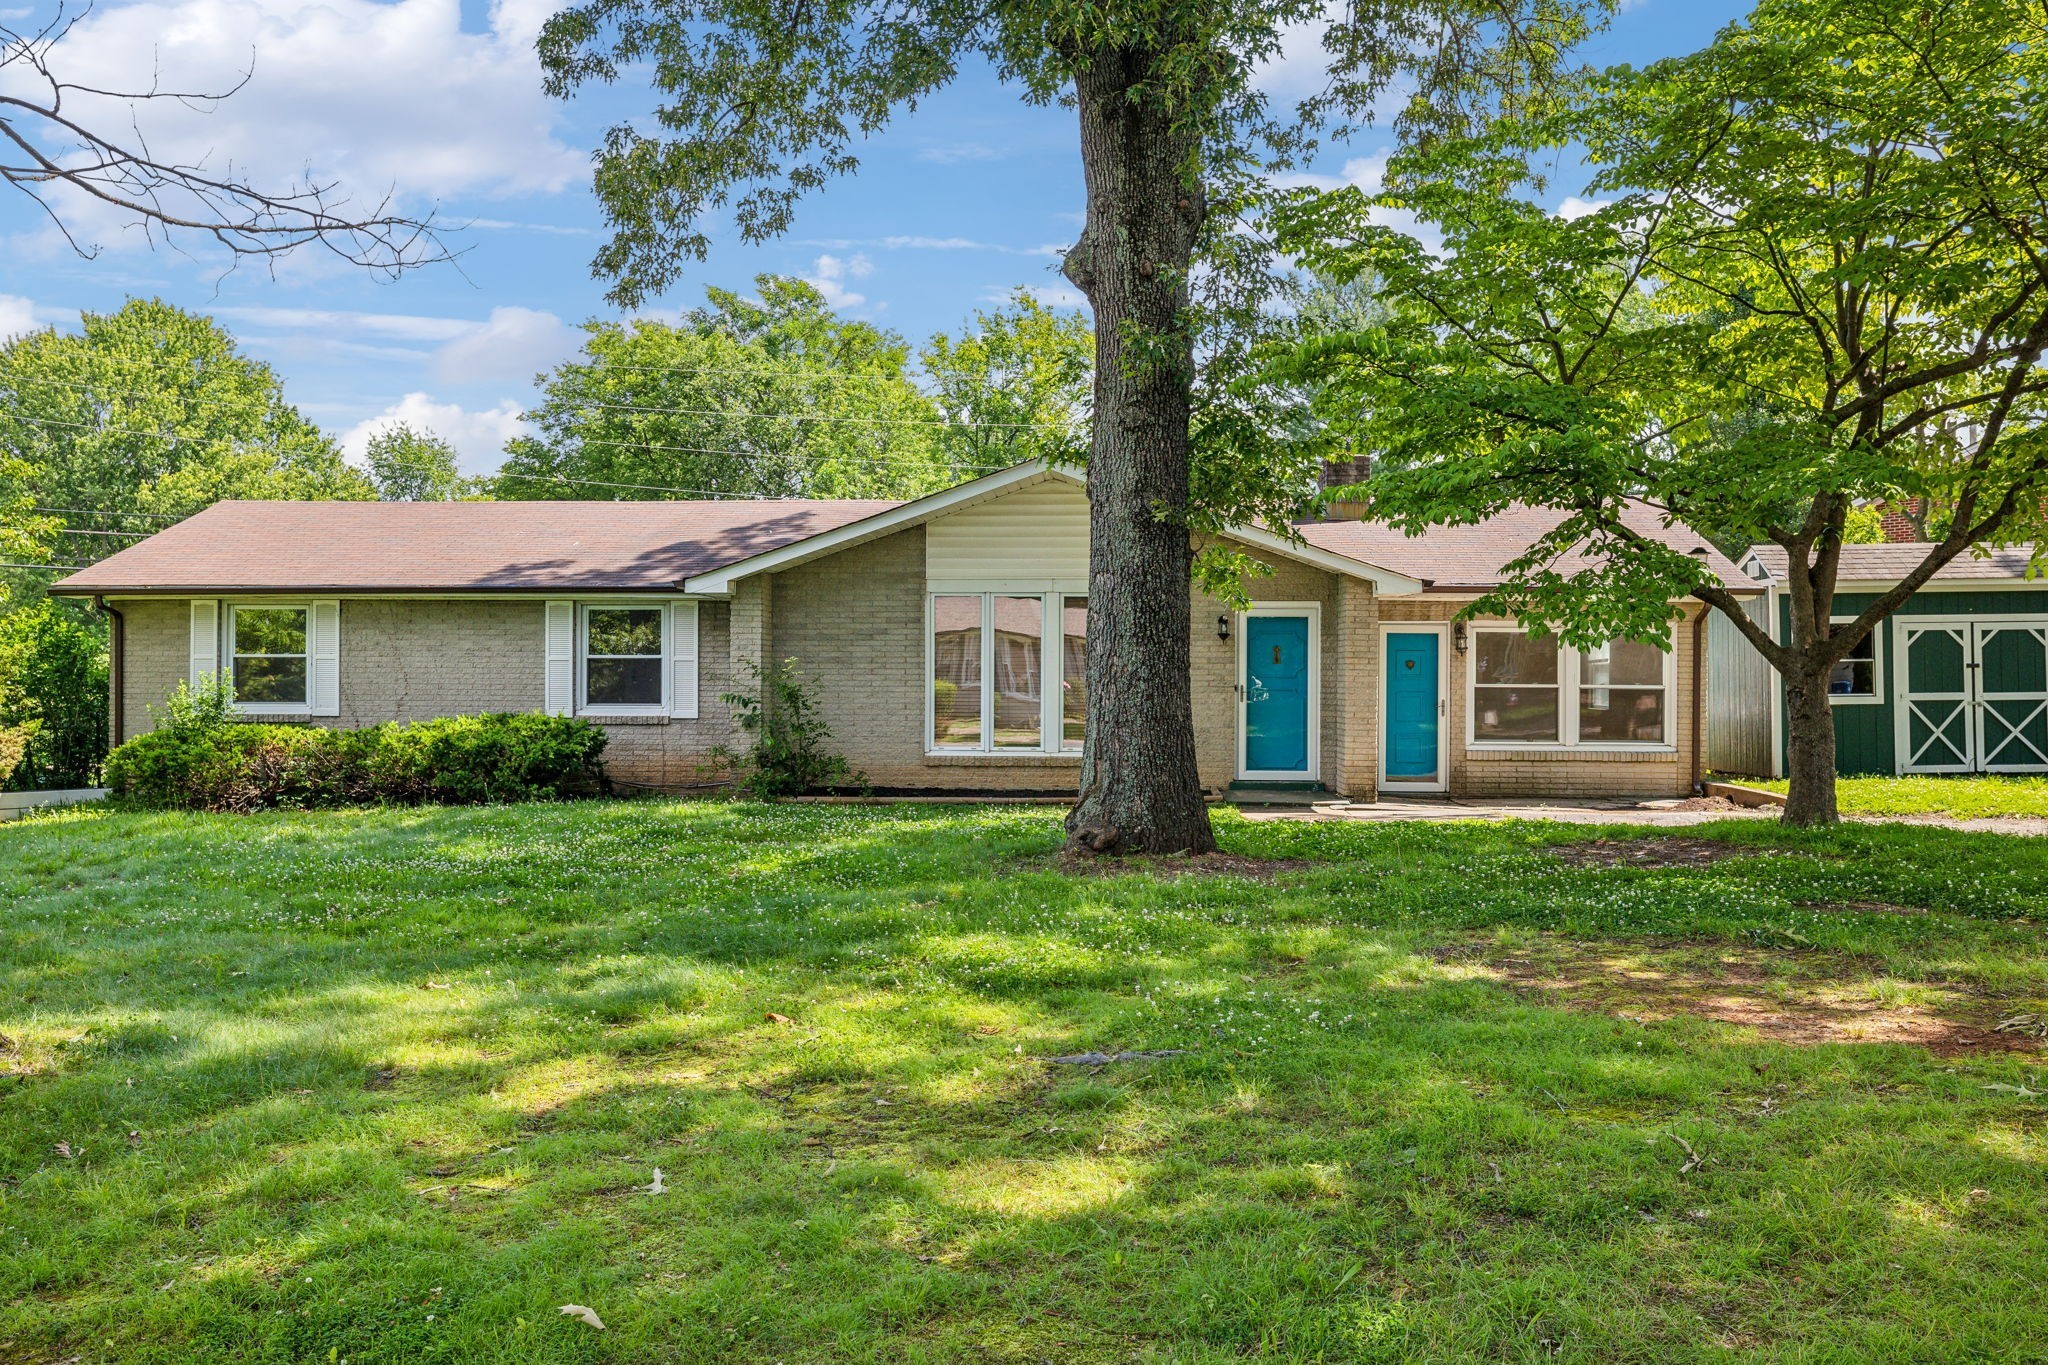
[1782,664,1840,827]
[1061,46,1216,856]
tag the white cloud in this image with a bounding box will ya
[804,253,873,310]
[0,293,47,340]
[429,306,579,385]
[341,393,528,475]
[915,143,1001,165]
[988,284,1088,311]
[217,303,578,383]
[0,0,584,258]
[1555,196,1613,221]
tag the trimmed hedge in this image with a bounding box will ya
[104,712,609,811]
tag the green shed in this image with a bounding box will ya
[1706,544,2048,777]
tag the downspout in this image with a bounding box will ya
[1690,602,1707,794]
[96,596,125,749]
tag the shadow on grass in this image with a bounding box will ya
[0,801,2044,1362]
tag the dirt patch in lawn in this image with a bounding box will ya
[1023,851,1317,881]
[1469,939,2040,1056]
[1548,837,1776,869]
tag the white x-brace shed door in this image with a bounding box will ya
[1895,619,2048,774]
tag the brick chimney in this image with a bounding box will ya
[1318,455,1372,521]
[1879,497,1926,543]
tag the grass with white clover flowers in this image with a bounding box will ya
[1,800,2044,1363]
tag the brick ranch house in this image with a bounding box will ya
[51,461,1755,800]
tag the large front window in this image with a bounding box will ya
[1469,627,1670,747]
[231,606,309,707]
[931,592,1085,754]
[583,606,664,710]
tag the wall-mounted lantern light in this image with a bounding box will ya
[1452,621,1469,654]
[1217,614,1232,642]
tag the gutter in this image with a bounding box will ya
[95,596,125,746]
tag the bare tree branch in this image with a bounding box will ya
[0,5,457,277]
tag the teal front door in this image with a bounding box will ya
[1383,629,1443,788]
[1243,613,1313,776]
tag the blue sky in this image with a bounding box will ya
[0,0,1751,474]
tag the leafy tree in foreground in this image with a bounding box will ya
[366,424,475,502]
[1273,0,2048,826]
[493,276,959,501]
[919,290,1093,467]
[539,0,1599,854]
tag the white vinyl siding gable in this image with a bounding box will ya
[925,478,1089,587]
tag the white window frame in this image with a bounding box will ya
[1465,624,1678,752]
[924,590,1076,756]
[578,602,668,716]
[227,601,313,717]
[1827,614,1883,706]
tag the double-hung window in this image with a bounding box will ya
[929,592,1086,754]
[1469,626,1672,748]
[1827,618,1880,702]
[581,606,665,713]
[230,605,310,712]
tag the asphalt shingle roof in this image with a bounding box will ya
[1298,502,1751,591]
[50,499,904,595]
[1746,543,2042,585]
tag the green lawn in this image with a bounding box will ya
[2,802,2044,1363]
[1737,773,2048,818]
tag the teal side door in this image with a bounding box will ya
[1243,614,1311,775]
[1383,630,1442,784]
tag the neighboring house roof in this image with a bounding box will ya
[1746,543,2043,586]
[49,499,902,595]
[1299,502,1754,593]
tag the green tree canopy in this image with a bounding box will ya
[918,290,1093,467]
[365,424,474,502]
[1270,0,2048,824]
[492,276,969,500]
[0,299,372,597]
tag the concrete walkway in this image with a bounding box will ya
[1236,796,2048,834]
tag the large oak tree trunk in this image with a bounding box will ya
[1781,663,1841,827]
[1061,46,1216,856]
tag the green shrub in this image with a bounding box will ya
[0,602,110,790]
[104,698,609,811]
[715,658,860,799]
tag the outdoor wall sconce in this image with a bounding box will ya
[1217,614,1232,642]
[1452,621,1468,653]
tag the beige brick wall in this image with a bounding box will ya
[112,595,738,790]
[1378,596,1701,799]
[108,549,1704,802]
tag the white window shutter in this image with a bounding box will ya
[308,600,341,716]
[188,600,219,689]
[669,601,700,719]
[544,601,576,715]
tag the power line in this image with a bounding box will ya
[53,527,152,538]
[0,562,89,572]
[33,505,183,522]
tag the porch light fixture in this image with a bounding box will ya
[1453,621,1468,653]
[1217,614,1232,642]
